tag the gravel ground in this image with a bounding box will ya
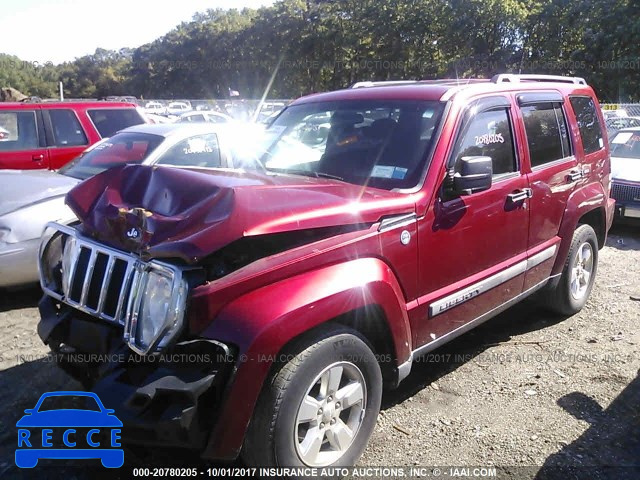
[0,224,638,479]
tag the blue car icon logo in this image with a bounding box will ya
[15,391,124,468]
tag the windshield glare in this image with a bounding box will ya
[257,100,445,189]
[610,131,640,159]
[58,132,164,180]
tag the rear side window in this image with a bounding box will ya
[0,111,39,151]
[450,108,517,176]
[522,103,571,167]
[49,109,88,147]
[570,96,605,154]
[88,108,145,137]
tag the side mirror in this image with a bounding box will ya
[452,156,493,195]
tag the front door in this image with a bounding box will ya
[412,96,530,348]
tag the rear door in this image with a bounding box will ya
[413,95,530,347]
[0,106,49,169]
[514,92,578,290]
[43,108,90,169]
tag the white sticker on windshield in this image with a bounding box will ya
[371,165,395,178]
[612,132,633,144]
[371,165,407,179]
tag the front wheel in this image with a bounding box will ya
[242,328,382,468]
[542,224,598,315]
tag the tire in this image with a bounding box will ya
[542,224,598,316]
[242,327,382,469]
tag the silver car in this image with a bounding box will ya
[0,122,265,288]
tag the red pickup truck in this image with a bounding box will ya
[0,101,145,169]
[37,74,614,469]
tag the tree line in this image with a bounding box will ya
[1,0,639,102]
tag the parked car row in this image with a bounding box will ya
[142,100,285,124]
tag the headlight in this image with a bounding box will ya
[39,228,65,293]
[125,263,188,355]
[61,235,79,296]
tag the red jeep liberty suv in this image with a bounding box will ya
[37,74,614,468]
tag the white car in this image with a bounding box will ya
[166,102,192,115]
[609,127,640,219]
[144,101,166,115]
[176,111,235,124]
[0,123,266,289]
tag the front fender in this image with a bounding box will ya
[553,181,608,275]
[199,257,411,460]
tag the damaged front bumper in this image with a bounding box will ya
[38,296,236,450]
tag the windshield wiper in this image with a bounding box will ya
[267,168,344,182]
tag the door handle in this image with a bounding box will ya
[567,170,582,182]
[507,188,533,203]
[32,154,44,162]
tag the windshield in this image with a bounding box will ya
[253,100,445,189]
[37,395,101,412]
[58,132,164,180]
[610,131,640,159]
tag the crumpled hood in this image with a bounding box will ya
[0,170,79,217]
[611,157,640,183]
[66,164,416,263]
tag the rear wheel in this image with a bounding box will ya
[242,327,382,469]
[542,224,598,315]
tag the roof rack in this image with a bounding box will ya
[491,74,587,85]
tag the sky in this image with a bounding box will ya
[0,0,275,64]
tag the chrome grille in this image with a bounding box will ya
[40,224,139,325]
[612,182,640,202]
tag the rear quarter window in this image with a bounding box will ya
[88,108,145,137]
[569,96,605,154]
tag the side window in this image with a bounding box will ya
[521,103,571,167]
[156,134,221,168]
[569,96,604,154]
[450,108,517,176]
[87,109,145,137]
[49,109,88,147]
[0,111,39,151]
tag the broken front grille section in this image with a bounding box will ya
[40,223,138,325]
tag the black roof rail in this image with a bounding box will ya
[491,74,587,85]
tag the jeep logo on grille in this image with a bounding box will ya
[126,227,140,239]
